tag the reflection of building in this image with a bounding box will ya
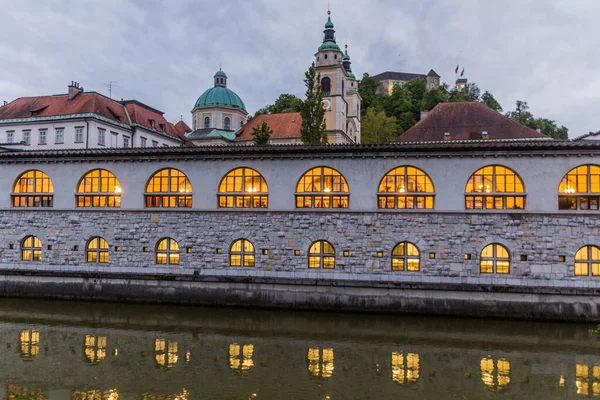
[141,390,189,400]
[71,389,119,400]
[7,385,47,400]
[307,348,334,378]
[19,330,39,359]
[391,352,420,384]
[84,335,107,364]
[575,363,600,396]
[154,339,178,369]
[229,343,254,371]
[480,357,511,391]
[373,70,441,95]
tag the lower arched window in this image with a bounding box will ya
[230,239,255,267]
[156,238,180,265]
[575,245,600,276]
[87,237,109,263]
[308,240,335,269]
[391,242,420,271]
[480,244,510,274]
[21,235,42,261]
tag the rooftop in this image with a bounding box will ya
[372,71,427,82]
[235,113,302,141]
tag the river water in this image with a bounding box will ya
[0,298,598,399]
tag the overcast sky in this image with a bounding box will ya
[0,0,598,137]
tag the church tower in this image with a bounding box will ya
[314,11,360,144]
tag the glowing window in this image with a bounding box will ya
[576,363,600,396]
[19,329,39,359]
[21,235,42,262]
[480,244,510,274]
[465,165,525,210]
[156,238,180,265]
[84,335,107,365]
[307,347,334,378]
[480,357,511,391]
[308,240,335,269]
[12,170,54,208]
[229,343,254,372]
[391,242,420,272]
[574,245,600,277]
[155,339,178,369]
[391,352,420,385]
[378,167,435,209]
[218,168,268,208]
[76,169,122,208]
[558,165,600,210]
[296,167,349,209]
[145,169,192,208]
[229,239,255,267]
[87,237,109,264]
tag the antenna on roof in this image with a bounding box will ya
[104,81,119,99]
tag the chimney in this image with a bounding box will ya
[444,132,451,141]
[420,110,429,120]
[68,81,82,101]
[482,131,489,139]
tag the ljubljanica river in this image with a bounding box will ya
[0,299,598,400]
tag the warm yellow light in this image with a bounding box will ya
[324,187,331,193]
[559,375,565,387]
[114,185,122,194]
[399,185,406,193]
[564,185,576,194]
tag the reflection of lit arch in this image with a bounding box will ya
[307,347,334,378]
[218,168,268,208]
[155,339,178,369]
[19,330,39,360]
[575,363,600,396]
[229,343,254,372]
[378,166,435,209]
[558,165,600,210]
[392,352,420,385]
[465,165,525,210]
[84,335,107,365]
[296,167,349,209]
[480,357,511,391]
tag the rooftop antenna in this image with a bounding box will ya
[104,81,119,99]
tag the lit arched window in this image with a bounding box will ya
[12,170,54,207]
[308,240,335,269]
[480,244,510,274]
[21,235,42,261]
[378,167,435,209]
[481,358,511,392]
[391,242,420,271]
[574,245,600,277]
[145,168,192,208]
[229,239,255,267]
[465,166,525,210]
[296,167,349,208]
[224,117,231,130]
[558,165,600,210]
[218,168,268,208]
[156,238,180,265]
[76,169,122,207]
[321,77,331,96]
[204,116,210,129]
[392,352,420,385]
[87,237,109,264]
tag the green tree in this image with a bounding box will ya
[449,82,481,102]
[404,78,427,119]
[269,94,302,114]
[506,100,569,140]
[481,91,503,112]
[421,84,449,111]
[361,109,398,144]
[251,121,272,145]
[358,73,382,117]
[384,85,414,135]
[299,66,328,145]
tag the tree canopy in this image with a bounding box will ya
[299,66,328,145]
[251,121,272,145]
[361,109,398,144]
[506,101,568,140]
[253,93,302,118]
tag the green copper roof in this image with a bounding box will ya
[214,69,227,78]
[195,86,246,112]
[324,16,334,29]
[318,41,341,52]
[186,128,236,141]
[347,71,357,80]
[343,50,350,62]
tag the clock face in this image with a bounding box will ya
[322,99,331,111]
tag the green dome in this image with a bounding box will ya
[324,16,334,29]
[319,41,341,52]
[347,71,357,80]
[195,86,246,112]
[214,69,227,78]
[343,51,350,62]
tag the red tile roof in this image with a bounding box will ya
[122,100,184,141]
[173,120,192,136]
[397,102,549,142]
[235,112,302,141]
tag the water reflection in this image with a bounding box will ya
[391,352,420,385]
[229,343,254,372]
[19,330,39,359]
[84,335,107,364]
[7,385,46,400]
[480,357,511,391]
[154,339,178,369]
[576,363,600,396]
[307,348,334,378]
[71,389,119,400]
[141,389,189,400]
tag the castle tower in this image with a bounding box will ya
[314,11,360,144]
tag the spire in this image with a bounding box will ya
[214,67,227,88]
[323,10,336,43]
[343,44,352,72]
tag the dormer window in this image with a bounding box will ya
[159,123,166,132]
[149,119,155,129]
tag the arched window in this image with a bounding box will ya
[321,77,331,97]
[465,165,525,210]
[296,167,349,209]
[156,238,180,265]
[218,168,268,208]
[480,357,511,392]
[87,237,109,264]
[229,239,255,267]
[145,168,192,208]
[76,169,122,208]
[308,240,335,269]
[21,235,42,261]
[480,244,510,274]
[378,167,435,209]
[204,116,210,129]
[558,165,600,210]
[224,117,231,130]
[391,242,420,271]
[12,170,54,207]
[574,245,600,276]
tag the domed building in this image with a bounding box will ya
[187,69,249,145]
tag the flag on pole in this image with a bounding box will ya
[455,65,459,74]
[460,68,465,77]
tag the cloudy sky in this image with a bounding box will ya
[0,0,598,137]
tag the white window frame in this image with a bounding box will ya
[123,135,130,148]
[22,130,31,145]
[55,128,64,144]
[110,131,118,147]
[97,128,105,146]
[39,129,47,145]
[140,137,147,147]
[152,140,158,147]
[6,131,14,143]
[75,127,84,143]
